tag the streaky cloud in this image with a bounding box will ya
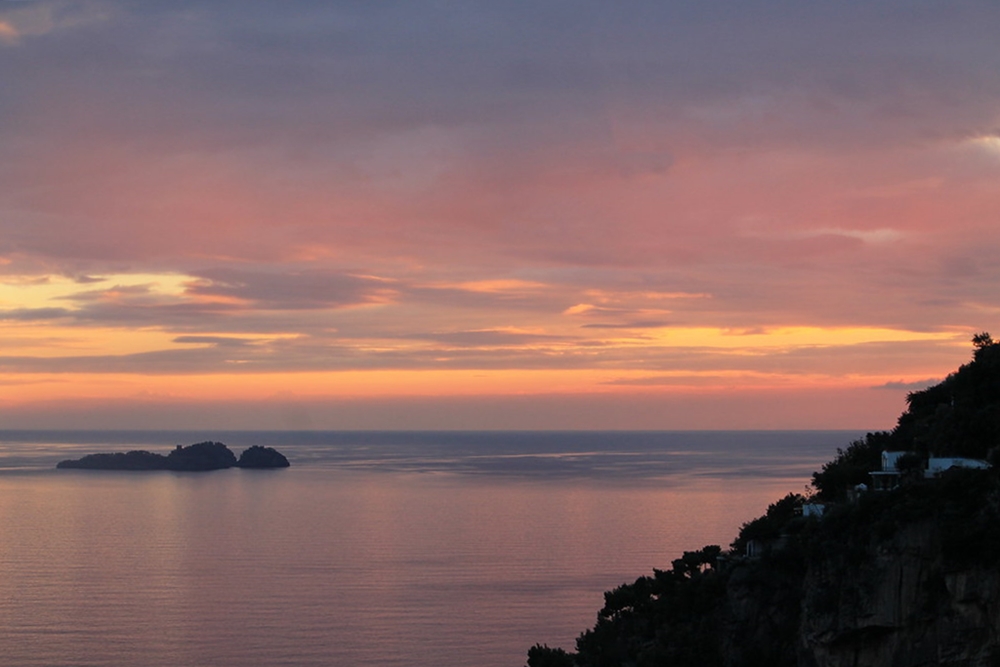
[581,321,672,329]
[172,335,256,348]
[0,307,71,321]
[875,379,942,391]
[187,268,397,310]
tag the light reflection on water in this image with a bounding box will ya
[0,431,861,666]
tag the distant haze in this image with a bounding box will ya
[0,1,996,429]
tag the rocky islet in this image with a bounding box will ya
[56,441,290,471]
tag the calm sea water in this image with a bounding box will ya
[0,430,862,666]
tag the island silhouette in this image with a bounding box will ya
[56,441,290,471]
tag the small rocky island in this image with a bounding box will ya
[56,442,290,471]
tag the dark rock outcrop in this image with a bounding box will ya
[56,449,168,470]
[236,445,290,469]
[795,470,1000,667]
[164,441,237,471]
[57,442,290,471]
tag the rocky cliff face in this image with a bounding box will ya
[723,470,1000,667]
[721,556,803,666]
[796,521,1000,667]
[542,470,1000,667]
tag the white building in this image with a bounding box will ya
[925,457,990,477]
[870,451,913,491]
[801,503,825,518]
[871,451,991,490]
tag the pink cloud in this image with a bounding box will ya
[1,2,1000,426]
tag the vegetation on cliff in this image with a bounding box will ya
[813,332,1000,501]
[527,335,1000,667]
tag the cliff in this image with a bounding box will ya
[529,472,1000,667]
[528,336,1000,667]
[796,470,1000,667]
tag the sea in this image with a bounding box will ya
[0,430,863,667]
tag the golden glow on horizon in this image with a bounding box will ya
[0,281,966,366]
[0,273,190,310]
[0,367,934,405]
[0,268,971,423]
[0,323,180,357]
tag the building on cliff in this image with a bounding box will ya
[869,450,912,491]
[871,450,990,491]
[926,456,990,477]
[794,502,826,518]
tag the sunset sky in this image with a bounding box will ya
[1,1,999,429]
